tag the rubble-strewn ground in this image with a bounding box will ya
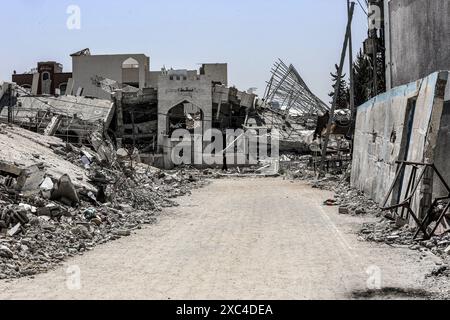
[1,178,449,300]
[2,124,450,299]
[0,124,207,280]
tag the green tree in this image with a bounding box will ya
[353,49,371,107]
[374,54,386,96]
[329,64,349,110]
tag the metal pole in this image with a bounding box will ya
[373,46,378,96]
[131,111,136,149]
[347,0,355,134]
[318,2,355,178]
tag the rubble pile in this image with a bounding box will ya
[282,158,381,216]
[329,183,382,216]
[359,219,450,260]
[0,126,206,280]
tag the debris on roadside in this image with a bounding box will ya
[0,125,206,280]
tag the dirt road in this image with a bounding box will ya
[0,178,440,299]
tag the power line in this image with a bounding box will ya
[356,0,368,16]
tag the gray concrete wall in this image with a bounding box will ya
[386,0,450,89]
[147,71,161,89]
[0,82,8,102]
[433,101,450,197]
[201,64,228,86]
[72,54,149,99]
[352,71,449,217]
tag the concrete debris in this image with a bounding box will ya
[0,125,93,190]
[90,131,116,164]
[50,174,80,207]
[15,165,45,194]
[359,219,450,258]
[116,148,129,158]
[0,245,13,259]
[0,124,206,280]
[7,223,22,237]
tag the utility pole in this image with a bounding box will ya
[372,29,378,97]
[318,2,355,178]
[347,0,355,130]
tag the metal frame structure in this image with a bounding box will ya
[382,161,450,240]
[263,59,329,118]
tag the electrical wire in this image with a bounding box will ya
[356,0,369,16]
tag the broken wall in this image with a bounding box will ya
[72,54,149,99]
[351,71,450,213]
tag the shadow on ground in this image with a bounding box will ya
[351,287,434,300]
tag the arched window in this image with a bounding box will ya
[42,72,51,81]
[122,57,140,88]
[59,83,68,95]
[122,57,140,69]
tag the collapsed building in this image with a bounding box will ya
[3,49,261,169]
[5,46,341,173]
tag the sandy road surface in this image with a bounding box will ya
[0,178,439,299]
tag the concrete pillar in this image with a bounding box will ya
[114,90,124,148]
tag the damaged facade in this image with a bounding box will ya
[5,49,263,169]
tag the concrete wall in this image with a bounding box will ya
[201,64,228,86]
[385,0,450,89]
[352,71,449,218]
[148,71,161,88]
[72,54,149,99]
[434,101,450,197]
[0,82,8,101]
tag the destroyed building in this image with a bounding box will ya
[5,49,259,169]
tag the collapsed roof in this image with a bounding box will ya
[0,93,115,129]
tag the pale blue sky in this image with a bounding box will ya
[0,0,368,103]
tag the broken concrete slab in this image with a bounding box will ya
[116,148,129,158]
[40,177,54,192]
[0,126,93,190]
[0,245,13,259]
[90,131,116,164]
[7,223,22,237]
[15,165,45,194]
[0,160,23,177]
[43,115,62,136]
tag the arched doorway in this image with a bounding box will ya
[167,101,204,136]
[122,57,140,88]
